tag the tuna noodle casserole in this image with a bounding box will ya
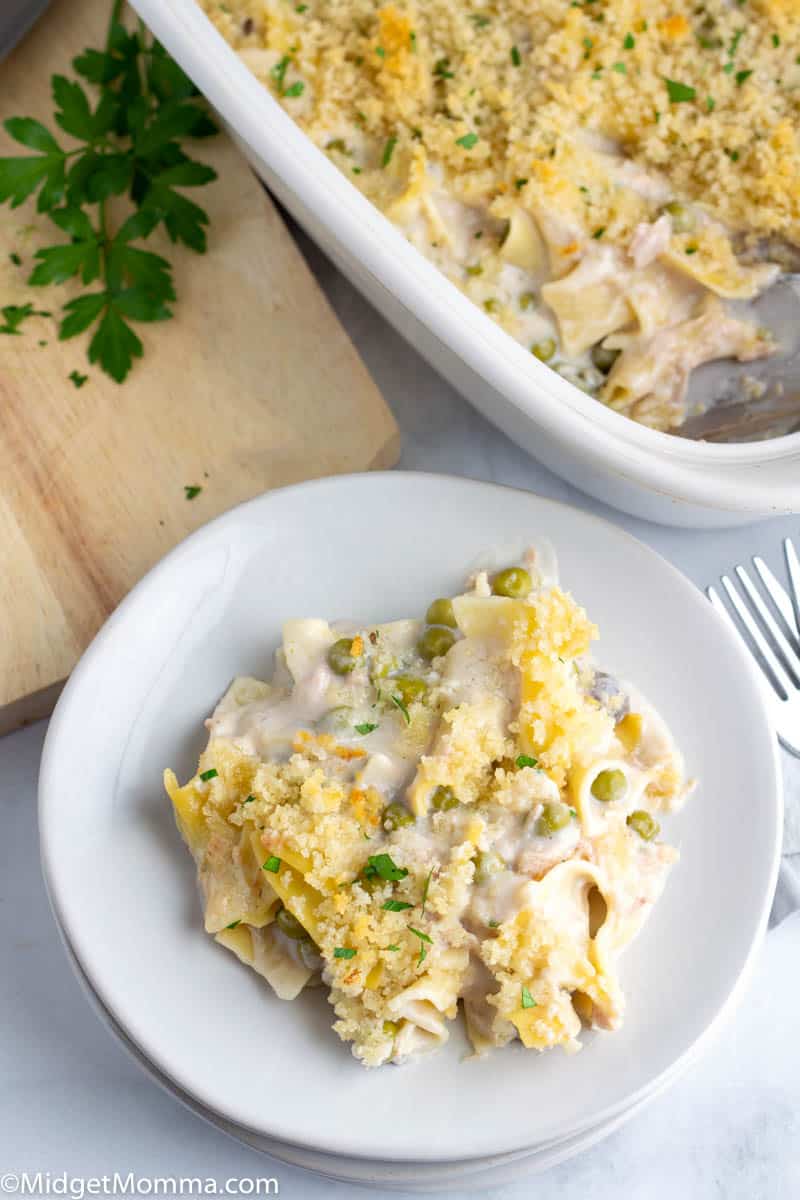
[200,0,798,430]
[166,549,691,1067]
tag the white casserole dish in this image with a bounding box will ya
[129,0,800,527]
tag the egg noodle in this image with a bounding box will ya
[166,547,691,1066]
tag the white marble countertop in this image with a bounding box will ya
[2,226,799,1198]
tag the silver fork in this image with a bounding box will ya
[707,537,800,758]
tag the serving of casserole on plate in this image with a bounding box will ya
[201,0,798,432]
[167,546,690,1067]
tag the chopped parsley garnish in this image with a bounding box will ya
[283,81,305,98]
[772,33,780,47]
[735,69,753,86]
[364,853,409,882]
[334,947,357,959]
[516,754,538,769]
[243,795,255,804]
[685,244,698,254]
[623,32,635,49]
[0,303,50,335]
[723,61,734,73]
[488,919,500,928]
[434,57,454,79]
[184,485,203,500]
[409,31,417,50]
[225,920,241,929]
[391,694,411,724]
[383,899,414,911]
[409,926,432,965]
[665,78,696,103]
[729,29,744,57]
[514,177,528,189]
[382,136,397,167]
[199,768,218,781]
[706,96,716,111]
[375,45,385,57]
[510,45,522,67]
[466,264,483,276]
[612,61,627,73]
[354,722,378,735]
[352,166,362,174]
[295,4,308,10]
[386,944,400,952]
[421,867,434,916]
[521,985,537,1009]
[469,13,490,27]
[724,148,740,161]
[262,855,281,873]
[9,252,21,266]
[592,227,606,238]
[456,132,479,150]
[69,369,88,388]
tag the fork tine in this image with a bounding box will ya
[785,538,800,639]
[720,574,791,700]
[753,555,799,639]
[735,565,800,685]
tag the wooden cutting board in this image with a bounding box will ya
[0,0,399,735]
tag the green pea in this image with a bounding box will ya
[537,801,572,836]
[531,338,556,362]
[317,705,353,734]
[425,598,457,628]
[327,637,358,675]
[418,626,456,661]
[474,849,506,884]
[276,904,311,941]
[591,768,627,803]
[392,676,428,706]
[491,567,532,599]
[627,809,660,841]
[383,801,414,831]
[663,200,694,233]
[591,345,620,373]
[430,785,459,812]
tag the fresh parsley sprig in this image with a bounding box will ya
[0,0,218,382]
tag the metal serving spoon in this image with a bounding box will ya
[677,274,800,442]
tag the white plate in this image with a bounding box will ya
[39,473,781,1162]
[57,913,712,1192]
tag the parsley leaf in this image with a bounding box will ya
[665,78,696,103]
[455,132,479,149]
[364,853,409,882]
[421,867,433,916]
[409,926,432,965]
[69,369,88,388]
[0,10,218,382]
[225,920,241,930]
[521,985,537,1009]
[199,768,218,781]
[382,899,414,911]
[334,947,357,959]
[0,302,50,335]
[184,484,202,499]
[510,46,522,67]
[354,722,378,735]
[382,136,397,167]
[516,754,538,769]
[262,855,281,873]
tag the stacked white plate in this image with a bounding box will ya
[39,475,782,1188]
